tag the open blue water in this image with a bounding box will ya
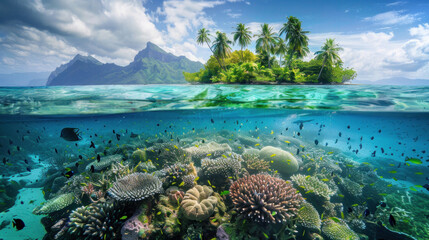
[0,85,428,240]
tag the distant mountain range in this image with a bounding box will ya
[46,42,203,86]
[352,77,429,85]
[0,72,50,86]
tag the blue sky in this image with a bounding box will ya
[0,0,428,81]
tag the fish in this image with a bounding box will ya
[363,209,370,217]
[379,202,387,207]
[211,119,214,123]
[347,207,353,213]
[389,214,396,227]
[60,128,82,141]
[405,157,422,164]
[339,132,342,137]
[130,132,138,138]
[220,190,230,196]
[63,170,74,178]
[12,218,25,230]
[347,125,350,129]
[371,136,374,140]
[79,155,83,160]
[314,139,319,145]
[26,167,31,172]
[423,184,429,191]
[299,123,303,130]
[116,133,121,141]
[97,154,101,162]
[90,165,95,173]
[90,141,95,148]
[55,148,58,154]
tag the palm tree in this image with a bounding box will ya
[275,38,288,67]
[196,28,224,71]
[279,16,310,66]
[315,38,343,82]
[212,31,232,70]
[233,23,252,62]
[255,23,279,68]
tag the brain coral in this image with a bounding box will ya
[108,172,162,201]
[321,219,359,240]
[291,174,335,200]
[180,185,218,221]
[296,202,321,231]
[230,174,303,224]
[33,193,75,215]
[259,146,299,175]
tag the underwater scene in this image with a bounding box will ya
[0,85,428,240]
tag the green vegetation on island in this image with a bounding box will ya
[184,17,356,84]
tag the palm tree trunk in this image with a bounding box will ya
[287,50,294,67]
[207,42,226,71]
[317,57,326,82]
[241,46,244,63]
[267,51,271,68]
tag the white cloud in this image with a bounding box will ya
[363,11,419,25]
[309,23,429,80]
[386,1,407,7]
[158,0,223,42]
[345,10,349,13]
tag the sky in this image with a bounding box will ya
[0,0,428,81]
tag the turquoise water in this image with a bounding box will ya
[0,85,428,240]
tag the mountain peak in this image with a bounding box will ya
[133,42,176,62]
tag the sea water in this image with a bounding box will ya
[0,85,428,240]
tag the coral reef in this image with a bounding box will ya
[68,201,128,239]
[108,172,162,201]
[201,153,241,178]
[33,193,76,215]
[243,154,270,174]
[185,142,232,161]
[0,178,23,212]
[296,202,321,231]
[259,146,299,175]
[131,148,147,162]
[180,185,218,221]
[85,154,123,172]
[339,177,363,197]
[230,174,303,224]
[321,219,359,240]
[161,163,194,188]
[146,143,190,167]
[291,174,335,200]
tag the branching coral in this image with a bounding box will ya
[146,143,190,167]
[33,193,76,215]
[243,154,270,174]
[161,163,194,187]
[340,177,363,197]
[108,172,162,201]
[291,174,335,200]
[68,201,127,239]
[230,174,303,224]
[296,202,321,231]
[180,185,218,221]
[321,219,359,240]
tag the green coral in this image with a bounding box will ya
[291,174,335,200]
[340,177,362,197]
[321,219,359,240]
[243,154,270,174]
[180,185,218,221]
[33,193,76,215]
[153,195,181,238]
[259,146,299,175]
[297,202,321,231]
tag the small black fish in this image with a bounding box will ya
[363,209,370,217]
[347,125,350,129]
[60,128,82,141]
[21,201,24,204]
[130,132,138,138]
[108,140,112,144]
[17,146,20,151]
[113,130,116,134]
[55,148,58,154]
[297,132,300,136]
[299,123,303,130]
[371,151,376,157]
[380,202,387,208]
[381,148,385,154]
[211,119,214,123]
[12,218,25,230]
[378,129,381,133]
[348,207,353,213]
[371,136,374,140]
[339,132,342,137]
[90,141,95,148]
[389,214,396,227]
[116,133,121,141]
[63,170,74,178]
[423,184,429,191]
[94,133,98,137]
[285,127,288,131]
[8,149,11,155]
[335,139,338,144]
[296,148,300,155]
[97,154,101,162]
[2,158,6,165]
[90,165,95,173]
[26,167,31,172]
[75,162,79,168]
[347,137,350,141]
[157,124,160,126]
[79,155,83,160]
[314,139,319,145]
[24,159,28,164]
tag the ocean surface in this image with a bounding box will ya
[0,85,428,240]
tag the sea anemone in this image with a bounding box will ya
[108,172,162,201]
[230,174,303,224]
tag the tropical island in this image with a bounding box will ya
[184,17,357,84]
